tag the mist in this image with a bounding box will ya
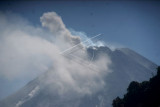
[0,11,112,100]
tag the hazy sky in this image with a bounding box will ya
[0,0,159,65]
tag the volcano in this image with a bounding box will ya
[0,46,157,107]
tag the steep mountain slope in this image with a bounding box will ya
[0,46,157,107]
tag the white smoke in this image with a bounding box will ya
[0,11,112,97]
[70,29,105,47]
[40,12,82,51]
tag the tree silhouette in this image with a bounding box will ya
[112,66,160,107]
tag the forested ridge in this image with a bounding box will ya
[112,66,160,107]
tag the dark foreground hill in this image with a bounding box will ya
[113,66,160,107]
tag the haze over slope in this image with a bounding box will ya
[0,11,157,107]
[0,11,110,100]
[0,46,157,107]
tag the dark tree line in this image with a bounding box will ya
[112,66,160,107]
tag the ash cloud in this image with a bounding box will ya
[0,11,112,98]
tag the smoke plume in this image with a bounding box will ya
[0,11,112,98]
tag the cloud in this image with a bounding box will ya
[40,12,82,51]
[70,29,105,47]
[0,11,112,99]
[40,12,66,33]
[16,86,40,107]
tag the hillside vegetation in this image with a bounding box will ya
[112,66,160,107]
